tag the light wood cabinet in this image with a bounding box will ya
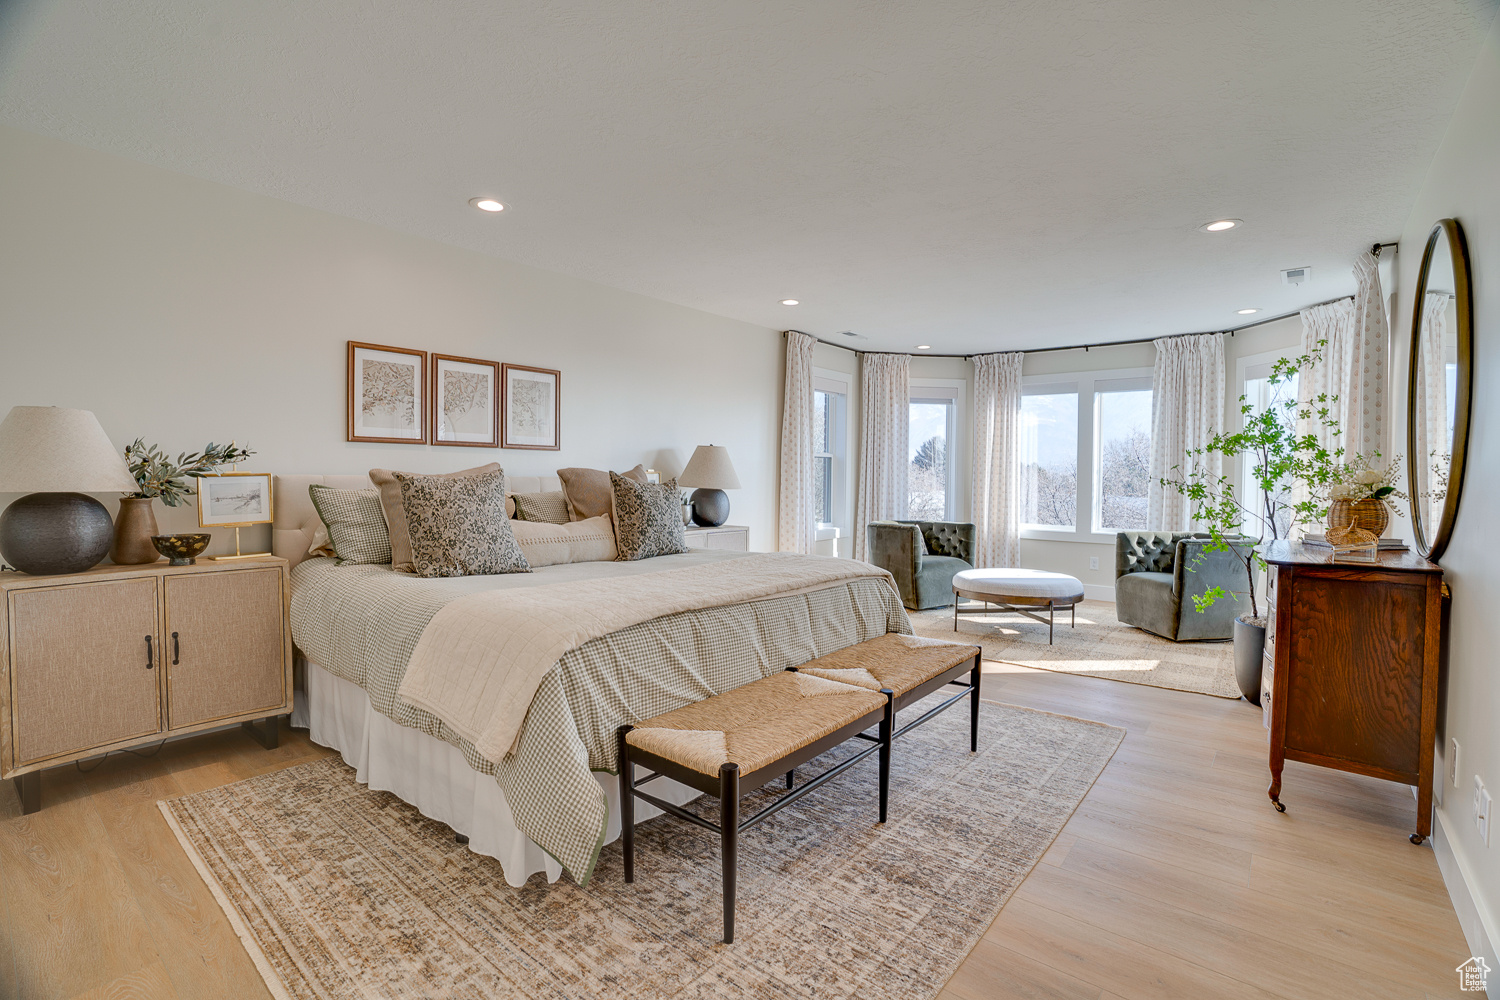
[1,558,292,813]
[684,524,749,551]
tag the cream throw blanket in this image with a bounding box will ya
[396,553,896,763]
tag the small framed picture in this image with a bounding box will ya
[432,354,499,447]
[348,341,427,443]
[645,470,662,484]
[197,472,274,528]
[502,363,560,450]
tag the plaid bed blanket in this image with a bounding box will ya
[289,553,911,883]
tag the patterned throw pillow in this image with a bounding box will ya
[369,464,502,573]
[512,490,571,524]
[307,485,392,566]
[393,469,531,578]
[610,473,688,561]
[558,465,649,521]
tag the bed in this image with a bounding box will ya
[275,474,911,886]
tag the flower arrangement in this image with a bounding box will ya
[122,438,256,507]
[1318,453,1407,505]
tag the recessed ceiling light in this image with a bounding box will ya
[915,345,931,350]
[469,197,505,213]
[1200,219,1241,232]
[1236,308,1260,315]
[780,299,799,306]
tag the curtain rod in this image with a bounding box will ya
[783,289,1369,361]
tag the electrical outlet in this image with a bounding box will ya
[1475,775,1491,845]
[1089,556,1099,571]
[1450,739,1462,788]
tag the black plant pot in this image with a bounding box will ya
[1233,615,1267,705]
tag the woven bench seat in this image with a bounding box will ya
[617,632,984,944]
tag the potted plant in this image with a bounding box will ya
[1159,346,1343,703]
[112,439,255,564]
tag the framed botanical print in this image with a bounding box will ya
[197,472,274,527]
[432,354,499,447]
[502,363,561,450]
[348,341,427,443]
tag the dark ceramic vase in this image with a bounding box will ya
[111,497,161,565]
[1233,615,1267,705]
[0,492,114,574]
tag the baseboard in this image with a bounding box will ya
[1433,806,1500,995]
[1082,584,1115,602]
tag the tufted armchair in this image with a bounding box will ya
[1115,532,1248,641]
[866,520,975,610]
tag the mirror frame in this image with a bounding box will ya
[1406,218,1474,563]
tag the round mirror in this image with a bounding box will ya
[1407,218,1473,562]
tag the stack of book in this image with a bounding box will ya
[1300,534,1408,551]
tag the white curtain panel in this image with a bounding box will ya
[1299,253,1388,461]
[970,352,1024,568]
[1413,292,1449,529]
[1147,332,1225,531]
[853,353,910,562]
[777,330,817,554]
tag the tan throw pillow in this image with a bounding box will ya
[558,465,649,521]
[512,490,571,524]
[509,515,618,567]
[392,469,530,578]
[611,473,688,561]
[370,463,501,572]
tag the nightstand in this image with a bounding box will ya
[683,524,749,551]
[1,557,292,813]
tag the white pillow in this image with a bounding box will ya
[509,514,618,567]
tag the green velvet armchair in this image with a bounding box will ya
[1114,532,1248,641]
[866,520,975,610]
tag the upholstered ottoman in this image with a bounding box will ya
[952,568,1085,644]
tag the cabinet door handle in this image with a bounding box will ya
[145,635,154,670]
[172,632,180,666]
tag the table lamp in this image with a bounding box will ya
[678,444,741,527]
[0,406,140,575]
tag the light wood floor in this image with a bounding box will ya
[0,662,1474,1000]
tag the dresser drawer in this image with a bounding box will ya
[1262,650,1274,733]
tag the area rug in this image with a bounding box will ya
[910,600,1239,699]
[159,698,1122,1000]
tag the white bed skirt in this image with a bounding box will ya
[291,661,698,887]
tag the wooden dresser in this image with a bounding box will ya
[1,557,292,813]
[1261,541,1444,843]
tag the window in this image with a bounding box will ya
[812,371,849,534]
[909,381,962,521]
[1021,388,1078,528]
[1021,368,1154,540]
[1239,360,1299,539]
[1093,379,1153,532]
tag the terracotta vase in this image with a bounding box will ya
[1327,497,1390,537]
[110,497,162,565]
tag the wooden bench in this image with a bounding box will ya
[616,633,982,942]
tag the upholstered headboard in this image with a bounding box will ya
[272,472,564,569]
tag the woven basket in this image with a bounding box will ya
[1327,497,1389,536]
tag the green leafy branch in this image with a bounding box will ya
[122,439,256,507]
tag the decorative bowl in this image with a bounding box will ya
[151,533,212,566]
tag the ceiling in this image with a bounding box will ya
[1,0,1494,353]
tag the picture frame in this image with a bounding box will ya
[431,354,500,447]
[197,472,274,528]
[348,341,428,443]
[501,363,561,450]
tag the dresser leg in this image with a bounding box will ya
[1413,777,1433,845]
[242,716,280,750]
[12,772,40,814]
[1268,770,1285,813]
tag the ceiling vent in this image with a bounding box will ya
[1281,266,1312,285]
[837,330,864,339]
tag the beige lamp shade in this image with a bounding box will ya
[0,406,139,493]
[678,444,741,490]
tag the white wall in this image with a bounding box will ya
[0,126,782,555]
[1387,12,1500,973]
